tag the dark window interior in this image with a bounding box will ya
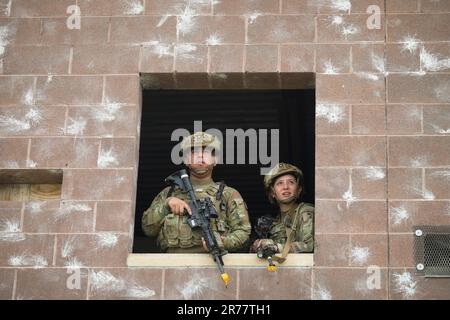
[133,90,315,253]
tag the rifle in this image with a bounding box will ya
[254,215,278,271]
[165,169,229,286]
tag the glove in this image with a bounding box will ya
[259,239,278,253]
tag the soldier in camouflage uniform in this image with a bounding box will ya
[251,163,314,254]
[142,132,251,253]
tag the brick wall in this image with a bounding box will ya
[1,0,450,300]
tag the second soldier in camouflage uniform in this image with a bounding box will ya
[142,132,251,253]
[251,163,314,254]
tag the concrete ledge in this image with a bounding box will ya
[127,253,314,268]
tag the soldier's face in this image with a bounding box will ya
[186,148,216,177]
[271,174,301,203]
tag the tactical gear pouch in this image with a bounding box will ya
[163,214,180,247]
[178,218,195,248]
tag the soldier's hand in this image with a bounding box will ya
[167,197,192,215]
[250,239,262,253]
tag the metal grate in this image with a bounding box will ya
[413,226,450,277]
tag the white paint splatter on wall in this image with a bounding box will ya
[26,159,37,168]
[144,41,174,58]
[430,170,450,180]
[26,201,46,214]
[400,35,420,54]
[176,43,200,60]
[0,219,25,242]
[342,181,357,208]
[393,272,417,299]
[54,203,92,221]
[64,256,85,269]
[246,12,262,24]
[124,0,144,15]
[329,0,351,12]
[409,156,430,168]
[316,103,346,124]
[61,236,77,258]
[157,15,170,28]
[315,285,332,300]
[177,274,210,299]
[350,246,370,265]
[420,47,450,72]
[65,117,87,135]
[355,72,379,81]
[8,254,48,268]
[90,270,156,298]
[98,149,119,168]
[0,108,42,134]
[323,60,340,74]
[364,167,385,180]
[391,206,410,225]
[93,102,122,122]
[177,6,197,36]
[95,232,119,248]
[205,33,222,46]
[0,1,12,17]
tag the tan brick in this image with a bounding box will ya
[386,0,419,13]
[317,136,386,166]
[78,0,145,16]
[95,201,132,232]
[16,268,88,300]
[66,105,138,137]
[72,45,140,74]
[0,76,34,106]
[2,45,70,75]
[239,268,311,299]
[316,168,350,199]
[352,167,386,199]
[316,103,350,135]
[314,234,350,267]
[210,45,244,73]
[389,234,415,268]
[244,72,279,89]
[386,44,420,73]
[214,0,279,15]
[351,0,385,13]
[317,14,385,43]
[98,138,137,169]
[390,268,450,300]
[426,169,450,199]
[349,234,388,267]
[145,0,211,15]
[317,74,385,104]
[248,15,315,43]
[387,14,450,42]
[417,43,450,73]
[0,234,54,267]
[0,138,28,168]
[352,44,385,73]
[29,137,99,168]
[389,201,450,233]
[388,168,423,200]
[245,45,278,72]
[174,44,208,72]
[0,18,42,45]
[280,44,314,72]
[389,137,450,167]
[421,0,450,13]
[89,268,162,300]
[175,73,210,89]
[164,268,237,299]
[210,73,244,89]
[110,16,177,44]
[315,200,387,233]
[11,0,73,17]
[23,200,94,233]
[56,234,129,267]
[316,44,350,74]
[41,18,110,45]
[104,75,140,105]
[35,76,103,106]
[282,0,318,14]
[0,269,14,299]
[140,44,175,73]
[387,74,450,103]
[313,268,388,300]
[61,169,134,201]
[423,105,450,134]
[179,16,245,44]
[387,104,422,134]
[0,106,66,137]
[351,105,386,135]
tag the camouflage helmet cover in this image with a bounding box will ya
[264,163,304,191]
[180,131,221,153]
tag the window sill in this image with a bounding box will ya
[127,253,314,267]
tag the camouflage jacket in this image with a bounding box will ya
[270,202,314,253]
[142,179,251,252]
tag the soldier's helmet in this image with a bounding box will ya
[264,163,304,203]
[180,131,221,153]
